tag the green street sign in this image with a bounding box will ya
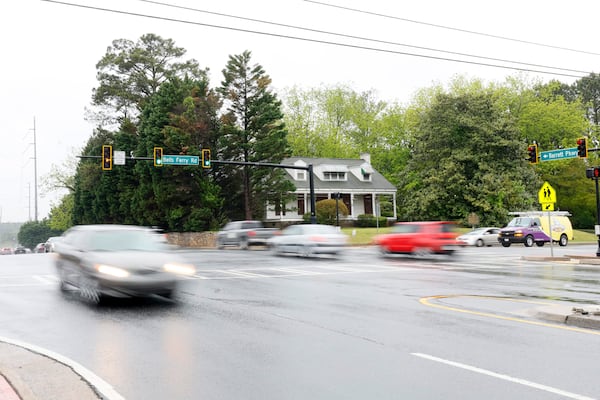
[161,155,199,166]
[539,147,578,162]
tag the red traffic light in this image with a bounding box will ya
[586,167,600,179]
[527,144,538,164]
[577,137,588,158]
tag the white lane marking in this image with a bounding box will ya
[412,353,596,400]
[0,335,125,400]
[33,275,57,284]
[191,265,412,280]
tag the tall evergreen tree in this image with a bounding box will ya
[134,77,224,231]
[217,51,294,220]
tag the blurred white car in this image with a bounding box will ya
[267,224,347,257]
[457,227,501,247]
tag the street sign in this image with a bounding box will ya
[541,202,554,211]
[114,150,126,165]
[161,155,199,166]
[538,181,557,204]
[539,147,578,162]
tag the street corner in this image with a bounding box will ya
[534,304,600,330]
[0,340,105,400]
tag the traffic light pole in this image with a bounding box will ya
[594,178,600,257]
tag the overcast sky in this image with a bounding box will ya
[1,0,598,223]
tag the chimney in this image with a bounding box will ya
[360,152,371,164]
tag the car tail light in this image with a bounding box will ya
[248,230,257,237]
[309,235,328,243]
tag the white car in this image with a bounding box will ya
[267,224,348,257]
[457,227,501,247]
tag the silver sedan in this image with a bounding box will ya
[457,227,501,247]
[267,224,348,257]
[54,225,195,304]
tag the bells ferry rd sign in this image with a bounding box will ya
[161,155,199,166]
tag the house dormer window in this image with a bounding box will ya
[296,171,306,181]
[360,164,374,182]
[323,171,347,181]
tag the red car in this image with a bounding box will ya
[374,221,464,256]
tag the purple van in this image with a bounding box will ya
[497,216,551,247]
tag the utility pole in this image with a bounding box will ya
[32,117,38,222]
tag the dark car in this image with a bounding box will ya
[54,225,196,304]
[373,221,464,256]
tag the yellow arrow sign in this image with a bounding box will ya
[538,181,556,204]
[541,202,554,211]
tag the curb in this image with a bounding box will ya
[534,305,600,330]
[0,337,124,400]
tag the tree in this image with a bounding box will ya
[314,199,348,225]
[399,79,537,226]
[283,84,410,188]
[218,50,294,220]
[91,33,206,126]
[134,77,225,231]
[17,220,61,250]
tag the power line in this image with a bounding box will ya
[41,0,589,78]
[135,0,591,76]
[304,0,600,57]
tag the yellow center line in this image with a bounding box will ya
[420,295,600,336]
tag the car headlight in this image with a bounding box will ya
[95,264,130,278]
[163,262,196,276]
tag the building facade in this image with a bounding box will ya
[265,154,397,223]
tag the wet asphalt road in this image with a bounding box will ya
[1,245,600,400]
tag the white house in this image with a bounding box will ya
[265,154,397,223]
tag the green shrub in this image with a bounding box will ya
[356,214,388,227]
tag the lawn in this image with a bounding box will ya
[341,226,598,246]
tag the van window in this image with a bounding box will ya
[507,217,532,227]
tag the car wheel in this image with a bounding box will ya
[240,237,249,250]
[270,244,282,256]
[501,242,511,247]
[535,241,545,247]
[58,268,69,292]
[302,245,314,258]
[378,246,390,257]
[559,234,568,247]
[524,235,534,247]
[413,247,432,257]
[79,275,102,305]
[475,239,484,247]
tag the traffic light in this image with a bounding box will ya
[102,145,112,171]
[154,147,163,167]
[201,149,211,168]
[577,137,588,158]
[586,167,600,179]
[527,144,538,164]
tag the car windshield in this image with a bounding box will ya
[465,229,487,235]
[507,217,533,228]
[390,224,420,234]
[86,230,170,252]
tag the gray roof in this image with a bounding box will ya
[281,157,396,192]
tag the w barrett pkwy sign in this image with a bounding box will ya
[161,155,199,165]
[540,147,578,162]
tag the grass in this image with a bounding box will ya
[341,226,598,246]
